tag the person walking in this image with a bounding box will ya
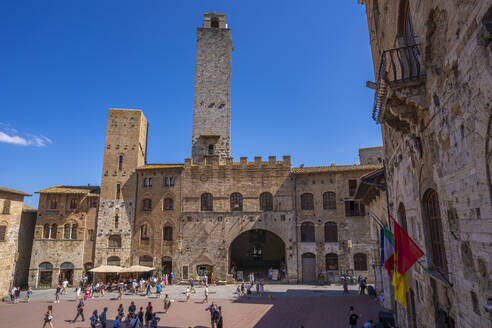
[55,285,61,303]
[75,285,81,301]
[137,307,144,325]
[117,304,124,321]
[14,286,20,303]
[169,272,174,285]
[89,310,98,328]
[343,278,349,294]
[71,299,85,323]
[26,286,33,303]
[186,287,190,302]
[62,279,68,294]
[190,278,195,293]
[202,284,209,303]
[348,306,360,328]
[99,307,108,328]
[255,280,260,295]
[163,294,171,314]
[216,306,223,328]
[155,282,161,298]
[359,278,366,295]
[205,303,218,328]
[145,302,153,328]
[42,305,54,328]
[260,281,265,296]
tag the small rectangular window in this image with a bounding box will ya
[0,225,6,241]
[118,155,123,170]
[2,200,11,214]
[348,180,357,196]
[116,184,121,199]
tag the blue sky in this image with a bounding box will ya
[0,0,381,207]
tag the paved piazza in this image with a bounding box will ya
[0,284,383,327]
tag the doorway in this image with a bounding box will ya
[59,262,74,285]
[162,257,172,275]
[302,253,316,283]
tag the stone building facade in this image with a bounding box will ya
[0,187,33,298]
[28,186,99,288]
[29,13,382,286]
[359,0,492,327]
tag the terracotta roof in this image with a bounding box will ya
[0,186,31,196]
[36,186,100,194]
[292,164,383,174]
[137,164,184,170]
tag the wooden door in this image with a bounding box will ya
[302,253,316,283]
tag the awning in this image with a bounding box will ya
[89,265,122,273]
[120,265,155,273]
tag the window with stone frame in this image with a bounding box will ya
[300,222,315,242]
[325,253,339,270]
[354,253,368,271]
[323,192,336,210]
[50,224,57,239]
[348,179,357,196]
[164,176,175,187]
[118,155,123,171]
[259,192,273,212]
[324,221,338,242]
[143,177,152,188]
[71,224,77,239]
[116,184,121,200]
[50,197,57,209]
[70,199,77,209]
[64,224,71,239]
[0,225,6,241]
[344,200,366,216]
[164,198,174,211]
[140,224,149,240]
[87,229,95,241]
[43,224,50,239]
[107,256,120,266]
[163,226,173,241]
[142,198,152,211]
[201,193,213,211]
[230,193,243,211]
[300,193,314,210]
[2,200,10,214]
[423,189,448,272]
[114,213,119,229]
[108,235,122,248]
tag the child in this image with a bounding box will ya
[150,313,160,328]
[42,305,53,328]
[26,287,33,303]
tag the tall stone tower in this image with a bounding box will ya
[95,109,148,267]
[192,13,232,164]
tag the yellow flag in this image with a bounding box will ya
[392,271,409,308]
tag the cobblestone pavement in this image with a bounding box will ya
[0,285,384,327]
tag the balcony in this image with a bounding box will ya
[372,44,427,132]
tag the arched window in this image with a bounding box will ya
[50,224,57,239]
[301,222,315,242]
[71,224,77,239]
[201,193,213,211]
[140,224,149,240]
[230,193,243,211]
[139,255,153,267]
[324,222,338,242]
[70,199,77,209]
[423,189,447,271]
[300,193,314,210]
[163,226,173,241]
[259,192,273,212]
[323,192,336,210]
[64,224,71,239]
[43,224,50,239]
[107,256,120,266]
[397,0,415,46]
[326,253,339,270]
[39,262,53,270]
[118,155,123,170]
[0,225,7,241]
[164,198,173,211]
[108,235,122,248]
[143,198,152,211]
[39,262,53,287]
[354,253,368,271]
[211,17,219,28]
[50,197,57,209]
[114,213,119,228]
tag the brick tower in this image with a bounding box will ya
[95,109,148,267]
[191,13,232,164]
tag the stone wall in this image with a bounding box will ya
[360,1,492,327]
[359,146,384,165]
[14,207,36,288]
[0,192,25,298]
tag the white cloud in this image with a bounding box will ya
[0,124,53,147]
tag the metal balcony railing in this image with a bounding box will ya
[372,44,425,121]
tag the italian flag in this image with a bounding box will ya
[382,226,394,277]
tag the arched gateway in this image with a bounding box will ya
[229,229,286,281]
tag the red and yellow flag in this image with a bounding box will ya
[391,217,424,307]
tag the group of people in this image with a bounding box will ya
[236,279,265,298]
[205,302,223,328]
[10,286,32,303]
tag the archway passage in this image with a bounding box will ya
[229,229,286,281]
